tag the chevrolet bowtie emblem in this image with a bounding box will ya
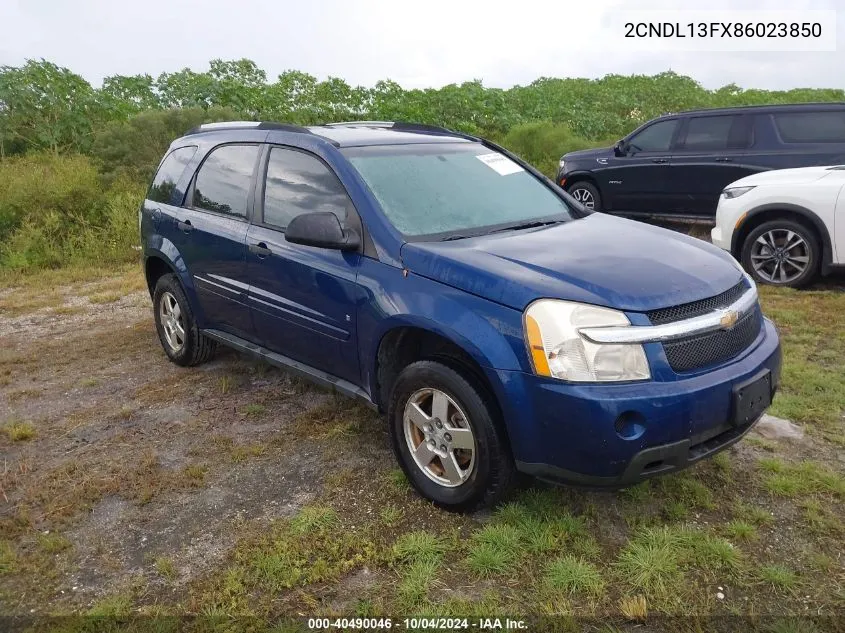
[719,310,739,329]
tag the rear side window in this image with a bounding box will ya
[192,144,260,218]
[148,146,197,204]
[680,116,732,150]
[678,115,750,151]
[773,111,845,143]
[262,147,351,230]
[628,119,678,152]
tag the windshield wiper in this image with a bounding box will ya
[441,233,479,242]
[485,219,565,235]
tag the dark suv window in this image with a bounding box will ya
[192,144,259,218]
[628,119,678,152]
[148,146,197,204]
[677,115,751,151]
[774,111,845,143]
[680,116,734,150]
[262,147,351,230]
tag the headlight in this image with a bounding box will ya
[524,300,650,382]
[558,159,566,171]
[721,186,754,199]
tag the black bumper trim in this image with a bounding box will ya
[516,413,762,489]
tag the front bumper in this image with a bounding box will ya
[492,318,781,488]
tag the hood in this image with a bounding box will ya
[732,166,838,188]
[401,214,743,312]
[562,146,612,161]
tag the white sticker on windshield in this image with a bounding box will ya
[476,153,524,176]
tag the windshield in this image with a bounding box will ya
[343,143,572,239]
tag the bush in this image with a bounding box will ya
[92,106,242,184]
[0,153,144,271]
[500,122,615,178]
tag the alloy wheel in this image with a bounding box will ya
[750,229,810,284]
[571,187,595,209]
[403,388,477,487]
[159,291,186,352]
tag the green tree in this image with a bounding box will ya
[0,59,100,155]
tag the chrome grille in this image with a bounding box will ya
[663,309,762,373]
[647,281,747,325]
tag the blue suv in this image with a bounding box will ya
[140,121,782,510]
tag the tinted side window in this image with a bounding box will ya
[192,144,259,218]
[774,111,845,143]
[263,147,351,230]
[680,115,736,150]
[148,146,197,204]
[628,119,678,152]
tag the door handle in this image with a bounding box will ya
[177,219,193,233]
[715,157,733,162]
[249,242,272,258]
[651,158,669,164]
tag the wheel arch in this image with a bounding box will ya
[732,203,833,274]
[372,323,516,468]
[144,255,177,297]
[563,171,599,190]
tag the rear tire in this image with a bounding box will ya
[740,219,820,288]
[388,360,514,511]
[566,181,601,211]
[153,273,217,367]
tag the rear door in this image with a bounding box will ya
[173,143,260,339]
[600,118,679,214]
[245,145,362,384]
[668,114,753,218]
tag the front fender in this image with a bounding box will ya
[356,260,529,400]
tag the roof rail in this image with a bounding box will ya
[322,120,478,140]
[184,121,315,136]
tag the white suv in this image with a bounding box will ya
[712,166,845,288]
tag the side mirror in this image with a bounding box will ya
[614,140,628,157]
[285,212,360,251]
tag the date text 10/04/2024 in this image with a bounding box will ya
[307,618,529,630]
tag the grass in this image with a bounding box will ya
[618,594,648,620]
[230,443,266,463]
[724,519,758,541]
[544,555,605,597]
[758,458,845,497]
[36,532,71,554]
[757,564,799,590]
[759,287,845,442]
[154,556,176,580]
[241,403,267,418]
[88,291,122,304]
[379,504,403,527]
[0,541,16,574]
[180,464,207,487]
[614,528,684,597]
[396,559,440,610]
[465,524,522,577]
[2,420,36,441]
[290,505,338,534]
[392,531,448,565]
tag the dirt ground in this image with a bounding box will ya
[0,271,390,614]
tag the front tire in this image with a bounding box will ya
[153,273,217,366]
[566,181,601,211]
[388,361,514,511]
[740,220,820,288]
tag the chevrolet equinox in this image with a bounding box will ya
[140,121,782,510]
